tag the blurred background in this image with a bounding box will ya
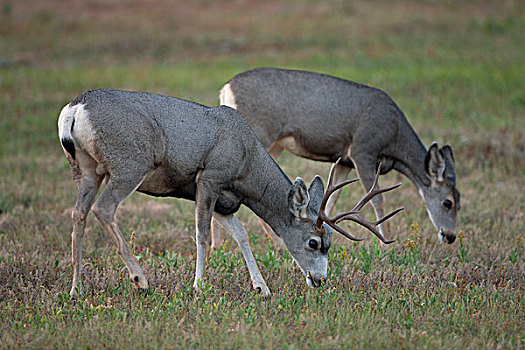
[2,0,523,108]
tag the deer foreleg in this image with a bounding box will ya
[213,213,271,296]
[210,218,224,251]
[194,181,219,290]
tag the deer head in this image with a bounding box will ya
[421,142,460,244]
[283,159,404,287]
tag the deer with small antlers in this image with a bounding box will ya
[218,67,460,246]
[58,89,402,297]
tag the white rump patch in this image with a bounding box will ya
[58,103,99,160]
[58,103,81,141]
[69,104,98,156]
[219,83,238,110]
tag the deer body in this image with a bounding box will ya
[220,68,460,243]
[59,89,358,297]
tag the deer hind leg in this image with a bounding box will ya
[324,163,352,216]
[69,158,103,297]
[91,174,149,290]
[213,213,271,296]
[350,153,390,238]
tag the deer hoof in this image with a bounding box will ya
[69,285,83,299]
[253,283,271,297]
[131,274,149,290]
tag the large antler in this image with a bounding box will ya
[315,158,404,244]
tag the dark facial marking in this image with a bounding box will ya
[320,237,331,255]
[452,187,461,210]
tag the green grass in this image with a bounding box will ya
[0,0,524,349]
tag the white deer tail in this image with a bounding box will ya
[58,103,79,160]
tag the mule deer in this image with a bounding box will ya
[219,68,460,244]
[58,89,402,297]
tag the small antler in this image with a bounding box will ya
[315,158,404,244]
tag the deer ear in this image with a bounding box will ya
[425,142,446,183]
[441,145,456,184]
[308,175,325,214]
[441,145,454,163]
[288,177,310,220]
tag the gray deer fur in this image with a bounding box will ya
[58,88,337,297]
[220,68,460,244]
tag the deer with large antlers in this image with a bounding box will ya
[58,89,402,297]
[218,67,460,245]
[317,159,404,245]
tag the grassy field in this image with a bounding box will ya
[1,0,524,348]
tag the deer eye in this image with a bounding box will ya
[308,239,319,250]
[443,199,453,210]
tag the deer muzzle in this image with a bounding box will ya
[439,228,456,244]
[307,271,324,288]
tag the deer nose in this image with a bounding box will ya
[307,271,324,288]
[441,229,456,244]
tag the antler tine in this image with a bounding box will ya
[326,157,342,188]
[371,207,405,226]
[350,163,402,213]
[315,160,403,244]
[315,158,360,229]
[337,214,396,244]
[335,206,404,244]
[324,219,365,242]
[329,178,360,195]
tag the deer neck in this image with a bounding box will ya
[239,153,294,239]
[392,127,431,192]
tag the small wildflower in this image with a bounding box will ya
[406,239,416,249]
[410,221,420,240]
